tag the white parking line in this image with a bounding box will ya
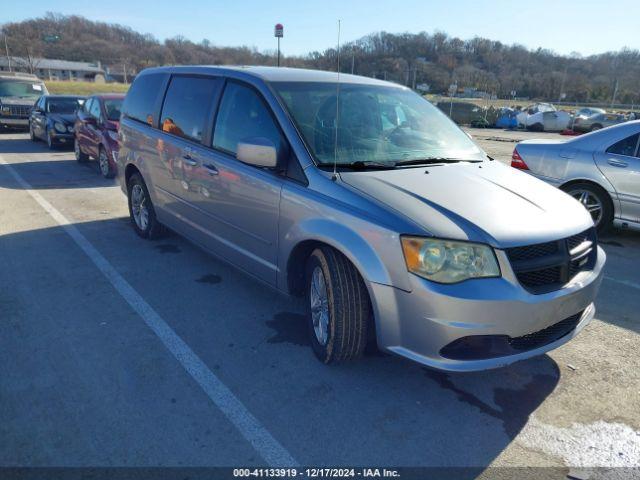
[605,276,640,291]
[0,155,297,467]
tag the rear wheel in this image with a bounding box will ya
[305,247,371,364]
[127,173,164,239]
[590,124,603,132]
[74,137,89,163]
[562,182,613,233]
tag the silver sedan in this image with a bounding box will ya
[512,121,640,232]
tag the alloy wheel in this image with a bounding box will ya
[310,266,330,346]
[131,184,149,231]
[569,189,603,226]
[99,149,110,177]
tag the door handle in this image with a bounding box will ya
[204,164,219,175]
[182,148,197,166]
[607,158,628,168]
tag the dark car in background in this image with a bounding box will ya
[29,95,85,149]
[74,94,125,178]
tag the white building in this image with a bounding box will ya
[0,57,106,82]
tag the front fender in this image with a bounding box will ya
[278,217,412,293]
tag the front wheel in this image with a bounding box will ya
[127,173,164,239]
[98,146,115,178]
[305,247,371,364]
[74,137,89,163]
[46,128,56,150]
[29,122,38,142]
[563,182,613,234]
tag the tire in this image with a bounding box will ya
[528,122,544,132]
[97,146,115,178]
[46,127,56,150]
[29,122,38,142]
[305,247,371,364]
[74,137,89,163]
[562,182,613,234]
[590,124,603,132]
[127,172,164,239]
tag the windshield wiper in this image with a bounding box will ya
[394,157,481,166]
[319,160,396,170]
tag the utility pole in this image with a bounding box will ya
[123,62,128,84]
[610,78,619,108]
[4,34,11,72]
[351,51,354,74]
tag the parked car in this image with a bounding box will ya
[29,95,85,149]
[573,112,627,133]
[74,94,125,178]
[574,107,606,119]
[512,120,640,232]
[0,72,48,131]
[517,103,571,131]
[118,66,604,371]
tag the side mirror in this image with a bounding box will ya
[236,137,278,168]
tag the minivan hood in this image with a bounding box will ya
[340,161,593,247]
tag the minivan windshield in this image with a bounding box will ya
[273,82,484,166]
[0,80,45,99]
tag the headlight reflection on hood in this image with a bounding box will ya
[401,236,501,284]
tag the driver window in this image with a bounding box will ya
[213,82,282,155]
[89,99,102,120]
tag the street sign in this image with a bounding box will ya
[274,24,283,38]
[43,34,60,43]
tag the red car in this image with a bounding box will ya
[74,94,125,178]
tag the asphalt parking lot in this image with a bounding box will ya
[1,130,639,477]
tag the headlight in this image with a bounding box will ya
[54,122,67,133]
[67,125,74,133]
[401,236,500,284]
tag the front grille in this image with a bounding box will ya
[567,230,590,253]
[8,105,31,117]
[509,311,583,351]
[506,228,597,294]
[506,241,558,261]
[517,266,562,288]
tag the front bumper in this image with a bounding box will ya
[50,131,74,144]
[0,117,29,127]
[369,246,605,371]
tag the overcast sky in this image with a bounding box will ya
[2,0,638,57]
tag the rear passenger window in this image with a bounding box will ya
[122,73,166,126]
[160,76,219,143]
[607,133,639,157]
[213,82,282,155]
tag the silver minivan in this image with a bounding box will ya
[118,66,605,371]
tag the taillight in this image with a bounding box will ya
[511,148,529,170]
